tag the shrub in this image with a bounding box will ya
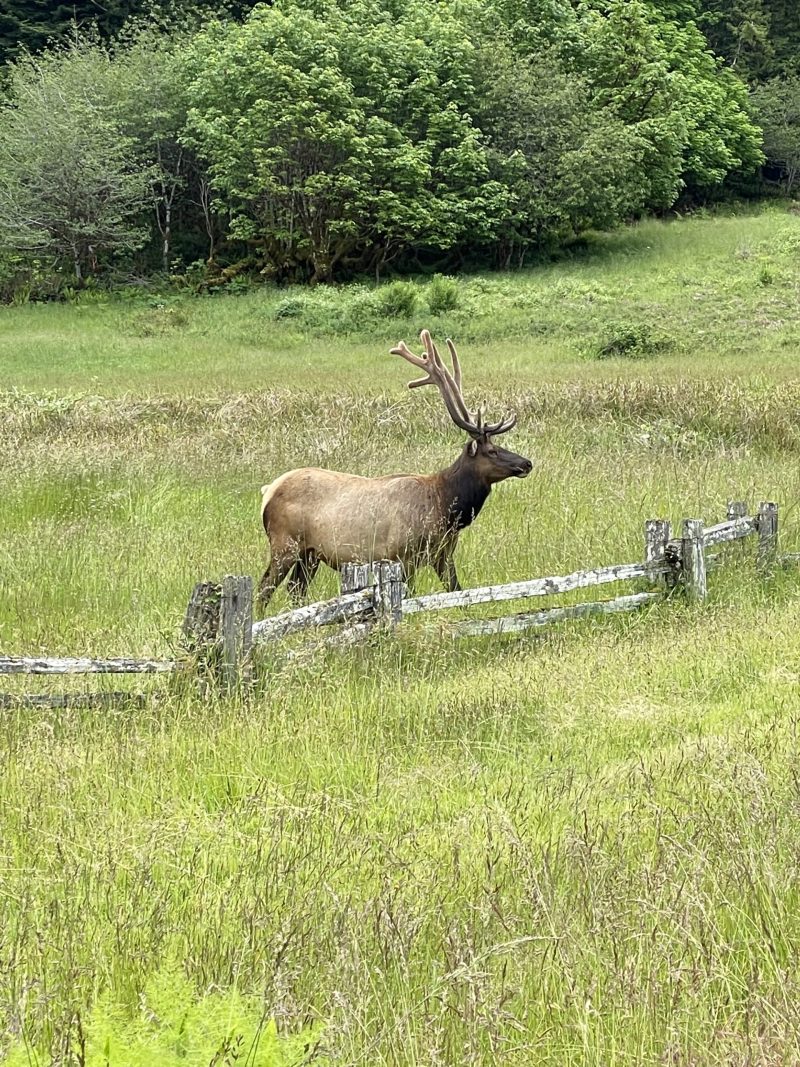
[273,295,309,320]
[590,321,673,360]
[426,274,460,313]
[374,281,419,318]
[130,304,189,337]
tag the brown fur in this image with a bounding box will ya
[257,436,531,611]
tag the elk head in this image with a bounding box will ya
[390,330,532,484]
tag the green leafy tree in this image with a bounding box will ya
[663,14,766,188]
[0,0,265,66]
[0,0,129,65]
[183,0,506,281]
[699,0,773,77]
[576,1,762,202]
[0,44,152,282]
[751,75,800,191]
[477,45,652,262]
[762,0,800,76]
[110,27,194,270]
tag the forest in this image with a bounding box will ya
[0,0,798,294]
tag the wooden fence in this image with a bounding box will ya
[0,499,782,705]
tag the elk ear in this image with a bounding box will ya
[468,439,478,457]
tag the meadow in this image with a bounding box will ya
[4,206,800,1064]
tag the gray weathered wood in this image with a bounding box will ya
[645,519,672,589]
[402,560,667,617]
[0,691,147,709]
[682,518,707,601]
[341,560,406,625]
[251,587,375,644]
[220,575,253,691]
[341,563,374,595]
[448,591,659,639]
[703,515,758,547]
[0,656,175,675]
[757,501,779,571]
[182,581,222,653]
[727,500,748,521]
[645,519,671,565]
[372,562,407,625]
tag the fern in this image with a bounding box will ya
[4,968,323,1067]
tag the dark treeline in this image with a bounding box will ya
[0,0,797,296]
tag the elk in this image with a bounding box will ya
[256,329,531,611]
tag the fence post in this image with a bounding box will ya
[219,575,253,693]
[681,519,707,601]
[644,519,672,589]
[373,561,406,626]
[341,563,373,595]
[727,500,748,521]
[341,561,406,627]
[756,501,779,572]
[183,581,222,660]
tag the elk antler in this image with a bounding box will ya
[390,330,516,438]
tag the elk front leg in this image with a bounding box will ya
[433,539,461,592]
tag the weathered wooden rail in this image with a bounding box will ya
[0,655,175,675]
[0,498,785,703]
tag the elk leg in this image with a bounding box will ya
[403,563,418,593]
[433,551,461,592]
[256,553,295,612]
[286,551,320,605]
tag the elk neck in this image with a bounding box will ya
[438,448,492,532]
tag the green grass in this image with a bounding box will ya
[4,205,800,1064]
[3,204,800,394]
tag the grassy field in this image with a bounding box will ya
[4,206,800,1064]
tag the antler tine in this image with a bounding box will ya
[483,412,517,436]
[390,330,518,440]
[391,330,479,435]
[389,340,428,370]
[419,330,473,424]
[390,339,441,391]
[446,339,462,394]
[391,339,438,391]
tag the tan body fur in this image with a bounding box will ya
[262,468,452,567]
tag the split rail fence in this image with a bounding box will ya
[0,499,784,706]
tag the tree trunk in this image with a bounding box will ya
[72,247,83,285]
[162,201,171,274]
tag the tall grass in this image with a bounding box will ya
[3,206,800,1065]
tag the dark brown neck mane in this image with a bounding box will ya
[439,447,492,532]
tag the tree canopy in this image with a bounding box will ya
[0,0,786,292]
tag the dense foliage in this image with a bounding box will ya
[0,0,794,290]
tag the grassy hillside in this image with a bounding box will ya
[3,206,800,1065]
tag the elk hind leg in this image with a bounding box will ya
[287,551,320,605]
[256,551,296,613]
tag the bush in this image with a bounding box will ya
[0,252,65,304]
[374,281,419,318]
[426,274,460,313]
[130,303,190,337]
[273,295,309,319]
[590,321,673,360]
